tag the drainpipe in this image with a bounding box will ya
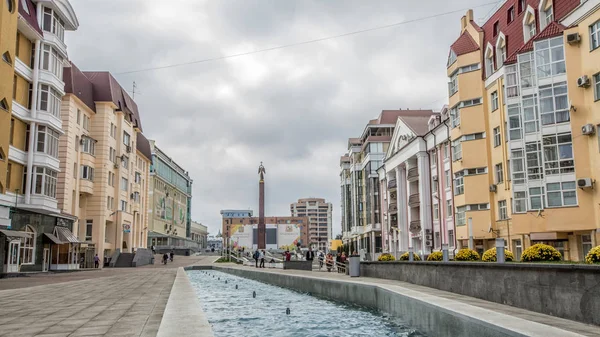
[442,118,458,255]
[431,131,441,250]
[24,39,41,204]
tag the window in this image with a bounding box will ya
[80,165,94,181]
[448,72,458,96]
[491,91,499,111]
[511,149,526,184]
[458,63,479,73]
[526,142,543,180]
[42,7,65,41]
[505,65,519,98]
[547,181,577,207]
[513,191,527,213]
[123,132,131,145]
[529,23,536,40]
[6,0,14,13]
[493,127,501,147]
[497,44,507,68]
[445,170,451,189]
[431,150,437,166]
[20,226,35,264]
[448,229,455,247]
[121,155,129,169]
[581,234,593,259]
[433,203,439,220]
[34,167,57,198]
[447,49,457,66]
[454,171,464,195]
[109,147,116,163]
[82,115,90,131]
[592,20,600,50]
[522,94,539,134]
[110,123,115,138]
[81,137,95,155]
[121,177,128,191]
[506,160,511,181]
[446,200,453,217]
[508,104,522,140]
[529,187,545,210]
[456,206,466,225]
[485,54,494,78]
[518,53,535,89]
[459,98,482,108]
[518,0,525,13]
[493,21,499,36]
[495,163,504,184]
[135,172,141,184]
[461,132,485,141]
[544,6,553,26]
[36,125,59,158]
[535,37,565,79]
[120,200,127,211]
[85,220,93,241]
[107,172,114,186]
[9,118,14,145]
[133,192,141,203]
[450,107,460,128]
[38,84,61,118]
[451,139,462,161]
[543,133,574,175]
[5,163,11,189]
[443,143,449,160]
[594,73,600,101]
[498,200,507,220]
[513,239,522,261]
[540,82,569,125]
[507,6,514,24]
[40,44,64,79]
[464,167,487,176]
[107,196,113,210]
[77,109,81,125]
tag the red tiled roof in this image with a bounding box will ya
[533,21,566,41]
[19,0,42,36]
[450,31,480,56]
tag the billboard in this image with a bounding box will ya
[230,224,253,250]
[277,224,301,250]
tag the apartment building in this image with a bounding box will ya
[1,0,80,273]
[290,197,332,251]
[447,0,597,260]
[340,110,434,260]
[147,140,193,247]
[57,64,151,266]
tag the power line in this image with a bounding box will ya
[115,1,501,75]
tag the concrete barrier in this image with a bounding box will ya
[360,261,600,326]
[283,260,312,270]
[132,248,153,267]
[210,266,585,337]
[157,267,213,337]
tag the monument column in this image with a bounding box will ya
[258,162,266,249]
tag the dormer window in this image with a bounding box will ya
[447,49,457,67]
[539,0,554,30]
[496,33,507,68]
[523,6,537,42]
[485,43,495,78]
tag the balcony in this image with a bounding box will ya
[387,179,397,190]
[408,193,420,208]
[409,220,421,234]
[407,167,419,182]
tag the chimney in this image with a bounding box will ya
[461,9,474,32]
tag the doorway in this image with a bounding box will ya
[43,248,50,272]
[7,240,20,273]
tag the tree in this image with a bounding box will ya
[335,234,342,240]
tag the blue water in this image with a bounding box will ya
[187,270,424,337]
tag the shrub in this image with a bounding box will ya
[482,247,514,262]
[378,253,396,262]
[399,252,421,261]
[455,248,480,261]
[427,251,444,261]
[521,243,562,262]
[585,245,600,264]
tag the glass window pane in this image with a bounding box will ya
[563,191,577,205]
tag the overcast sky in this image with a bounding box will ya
[66,0,498,236]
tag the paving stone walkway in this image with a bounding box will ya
[0,255,217,337]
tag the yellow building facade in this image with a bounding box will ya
[447,1,600,261]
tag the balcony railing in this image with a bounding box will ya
[387,179,397,190]
[388,203,398,214]
[409,220,421,234]
[408,193,420,207]
[407,167,419,182]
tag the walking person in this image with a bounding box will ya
[253,249,260,267]
[305,247,315,262]
[151,245,156,255]
[169,250,174,262]
[318,251,324,269]
[94,254,100,269]
[163,253,169,265]
[259,250,266,268]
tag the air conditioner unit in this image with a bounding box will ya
[489,184,497,192]
[113,163,119,169]
[425,234,433,240]
[425,240,433,247]
[126,145,131,153]
[566,33,581,44]
[577,178,594,188]
[432,175,438,181]
[582,124,595,135]
[577,75,590,88]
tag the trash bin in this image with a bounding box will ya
[348,255,360,277]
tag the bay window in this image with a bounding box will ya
[511,149,526,184]
[518,53,535,88]
[547,181,577,207]
[508,104,522,140]
[535,37,565,79]
[42,7,65,42]
[36,125,59,158]
[448,72,458,96]
[454,171,464,195]
[123,131,131,146]
[34,167,57,198]
[40,44,64,79]
[539,82,569,125]
[526,142,543,180]
[451,139,462,161]
[456,206,466,225]
[450,107,460,128]
[522,94,539,134]
[39,84,61,118]
[542,133,574,175]
[81,136,95,155]
[80,165,94,181]
[513,191,527,213]
[505,65,519,98]
[529,187,545,210]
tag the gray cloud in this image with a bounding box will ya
[66,0,496,235]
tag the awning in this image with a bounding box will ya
[54,226,83,243]
[0,229,31,241]
[44,233,64,245]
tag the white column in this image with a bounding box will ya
[417,152,432,255]
[25,40,41,204]
[396,165,408,251]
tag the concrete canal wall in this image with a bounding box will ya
[360,261,600,326]
[204,266,584,337]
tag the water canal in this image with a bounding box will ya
[187,270,424,337]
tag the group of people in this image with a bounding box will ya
[320,251,348,273]
[253,249,266,268]
[162,250,174,265]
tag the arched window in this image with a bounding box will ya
[523,6,537,42]
[496,33,507,68]
[20,226,36,264]
[485,43,495,78]
[539,0,554,30]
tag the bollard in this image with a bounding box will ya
[442,244,449,262]
[286,308,290,315]
[253,291,256,298]
[408,247,414,262]
[496,238,505,263]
